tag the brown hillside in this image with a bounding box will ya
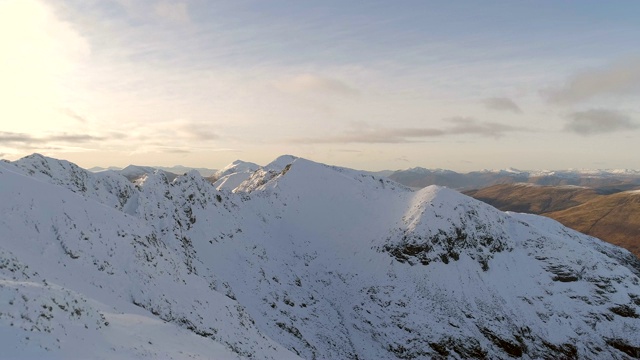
[545,191,640,258]
[463,183,600,214]
[465,184,640,258]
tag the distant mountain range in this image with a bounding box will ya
[388,167,640,190]
[89,165,218,178]
[90,162,640,193]
[2,153,639,358]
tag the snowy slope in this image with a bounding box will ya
[210,159,261,190]
[118,164,179,183]
[1,154,639,359]
[0,158,298,359]
[212,160,260,179]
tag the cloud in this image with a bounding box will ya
[290,118,525,144]
[48,134,105,142]
[446,117,524,137]
[60,108,88,123]
[276,74,359,96]
[0,131,105,146]
[483,97,522,114]
[155,147,191,154]
[176,122,219,141]
[564,109,638,135]
[543,58,640,104]
[0,132,32,144]
[153,1,190,24]
[333,149,362,153]
[290,127,444,144]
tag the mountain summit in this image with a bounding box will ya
[1,154,639,359]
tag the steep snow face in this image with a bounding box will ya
[210,159,262,190]
[0,160,298,359]
[213,160,260,179]
[11,153,137,211]
[381,186,514,269]
[1,154,640,359]
[119,165,158,179]
[213,172,254,191]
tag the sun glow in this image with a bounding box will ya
[0,0,88,141]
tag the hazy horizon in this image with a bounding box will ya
[2,0,639,172]
[9,152,640,174]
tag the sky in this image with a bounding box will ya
[1,0,639,171]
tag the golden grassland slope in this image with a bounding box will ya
[545,191,640,258]
[465,184,640,258]
[463,184,601,214]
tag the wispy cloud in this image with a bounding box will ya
[0,131,105,145]
[153,1,190,24]
[111,0,190,24]
[483,97,522,114]
[47,134,105,142]
[276,74,359,96]
[333,149,362,153]
[0,132,33,144]
[175,121,220,141]
[0,131,110,157]
[289,118,526,144]
[564,109,638,135]
[154,147,191,154]
[543,58,640,105]
[446,117,524,137]
[60,108,88,123]
[290,126,443,144]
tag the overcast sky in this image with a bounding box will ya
[1,0,639,171]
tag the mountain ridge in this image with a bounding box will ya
[389,167,640,190]
[1,154,639,359]
[464,183,640,258]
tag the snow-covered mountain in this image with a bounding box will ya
[1,153,639,359]
[390,167,640,190]
[155,165,217,177]
[117,165,179,183]
[209,159,261,190]
[213,159,260,178]
[90,165,218,178]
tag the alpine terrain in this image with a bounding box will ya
[464,183,640,258]
[1,154,640,359]
[389,167,640,190]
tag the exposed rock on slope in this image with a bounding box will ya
[1,154,639,359]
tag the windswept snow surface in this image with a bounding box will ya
[213,160,260,179]
[1,153,639,359]
[211,160,262,191]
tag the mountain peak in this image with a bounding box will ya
[2,154,640,359]
[265,154,299,170]
[214,159,260,178]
